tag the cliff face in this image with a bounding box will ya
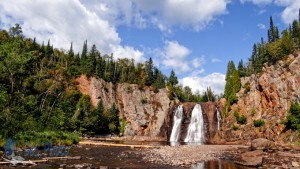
[76,75,173,140]
[220,53,300,143]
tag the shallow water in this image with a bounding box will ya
[0,143,256,169]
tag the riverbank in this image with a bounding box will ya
[137,144,245,167]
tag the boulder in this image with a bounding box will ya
[235,150,264,167]
[251,138,275,151]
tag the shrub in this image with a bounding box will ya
[244,82,250,94]
[118,119,127,135]
[284,102,300,132]
[251,108,256,117]
[253,119,265,127]
[234,111,247,124]
[232,125,239,131]
[141,96,148,104]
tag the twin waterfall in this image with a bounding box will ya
[170,104,205,144]
[184,104,205,143]
[169,105,183,142]
[170,104,222,144]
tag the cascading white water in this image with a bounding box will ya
[184,104,205,143]
[216,108,221,130]
[170,105,183,142]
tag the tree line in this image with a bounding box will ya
[224,11,300,109]
[0,24,217,144]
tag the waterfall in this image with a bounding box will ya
[216,108,221,130]
[184,104,205,143]
[170,105,183,142]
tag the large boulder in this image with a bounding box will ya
[235,150,264,167]
[251,138,275,151]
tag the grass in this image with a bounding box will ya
[2,131,81,148]
[253,119,265,127]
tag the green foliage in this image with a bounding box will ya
[202,87,216,102]
[167,70,178,87]
[243,82,251,94]
[231,125,240,131]
[234,111,247,124]
[251,108,257,117]
[141,96,148,104]
[284,102,300,132]
[13,131,79,147]
[119,118,127,135]
[253,119,265,127]
[224,61,241,105]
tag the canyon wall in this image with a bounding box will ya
[76,76,220,142]
[220,52,300,143]
[76,75,174,140]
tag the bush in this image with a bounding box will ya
[13,131,80,147]
[141,96,148,104]
[253,119,265,127]
[234,111,247,124]
[284,102,300,132]
[232,125,239,131]
[244,82,250,94]
[118,119,127,135]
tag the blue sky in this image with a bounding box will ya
[0,0,299,94]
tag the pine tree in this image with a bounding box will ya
[268,16,278,42]
[167,70,178,87]
[144,57,154,86]
[237,59,246,77]
[81,40,88,59]
[68,42,74,58]
[224,61,240,104]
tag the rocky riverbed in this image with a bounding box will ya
[1,139,300,168]
[137,144,247,167]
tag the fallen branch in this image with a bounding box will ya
[1,158,48,166]
[43,156,81,160]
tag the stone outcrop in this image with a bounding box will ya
[76,75,173,140]
[251,138,275,151]
[220,52,300,143]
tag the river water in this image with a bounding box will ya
[1,143,255,169]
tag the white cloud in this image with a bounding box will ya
[240,0,273,5]
[180,73,226,95]
[162,40,191,73]
[82,0,230,31]
[0,0,144,62]
[192,57,205,68]
[257,23,266,29]
[211,58,222,63]
[275,0,300,24]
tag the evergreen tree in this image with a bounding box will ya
[237,59,246,77]
[167,70,178,87]
[145,57,154,86]
[224,61,240,104]
[68,42,74,58]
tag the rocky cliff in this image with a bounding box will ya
[76,75,220,142]
[220,52,300,144]
[76,75,174,140]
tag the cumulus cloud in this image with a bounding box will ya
[275,0,300,24]
[257,23,266,29]
[180,73,226,95]
[82,0,230,31]
[0,0,144,62]
[240,0,273,5]
[211,58,222,63]
[162,40,191,73]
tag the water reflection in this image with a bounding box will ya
[191,162,204,169]
[191,160,256,169]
